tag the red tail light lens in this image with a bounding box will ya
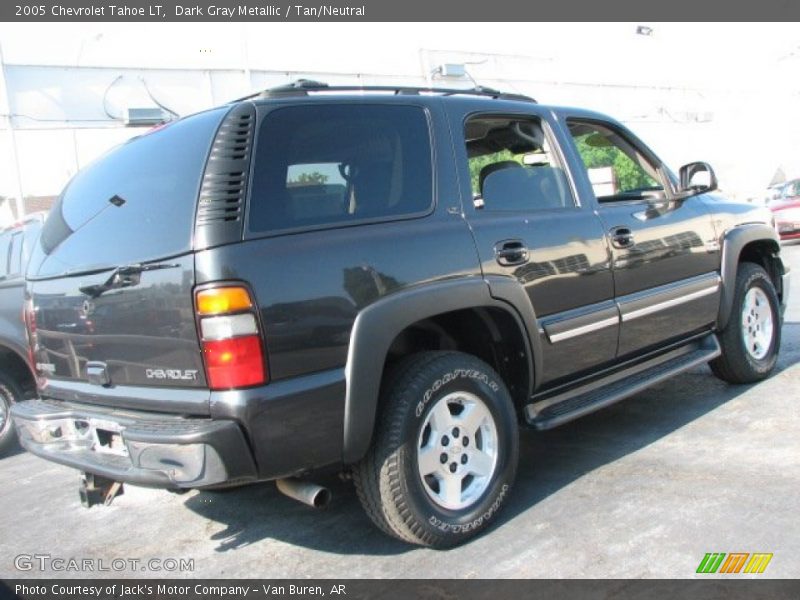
[23,298,36,358]
[23,298,36,336]
[203,336,265,389]
[23,298,43,387]
[195,285,267,391]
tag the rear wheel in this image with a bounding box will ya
[0,371,23,455]
[710,263,781,383]
[353,351,518,548]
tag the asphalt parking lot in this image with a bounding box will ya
[1,244,799,580]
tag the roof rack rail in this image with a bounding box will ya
[232,79,536,104]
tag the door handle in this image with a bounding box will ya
[494,240,529,266]
[609,227,635,249]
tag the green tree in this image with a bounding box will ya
[288,171,329,186]
[573,136,657,192]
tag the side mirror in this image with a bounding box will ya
[679,161,718,195]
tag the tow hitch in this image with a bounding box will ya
[79,472,124,508]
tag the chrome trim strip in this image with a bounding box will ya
[548,315,619,343]
[621,282,720,322]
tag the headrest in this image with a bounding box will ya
[479,160,522,193]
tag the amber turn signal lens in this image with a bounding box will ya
[196,287,253,315]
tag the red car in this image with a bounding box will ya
[770,179,800,240]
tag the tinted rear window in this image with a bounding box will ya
[31,107,226,278]
[248,104,433,233]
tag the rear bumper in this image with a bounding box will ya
[11,399,257,488]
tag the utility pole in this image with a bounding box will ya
[0,40,25,219]
[241,24,252,95]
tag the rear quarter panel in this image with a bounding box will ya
[194,98,482,476]
[196,98,480,381]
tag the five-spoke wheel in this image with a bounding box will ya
[354,351,518,548]
[417,391,498,511]
[711,262,781,384]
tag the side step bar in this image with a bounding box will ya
[526,334,721,430]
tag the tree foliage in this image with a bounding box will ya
[288,171,329,186]
[469,139,657,198]
[573,136,657,193]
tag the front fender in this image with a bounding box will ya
[718,223,782,330]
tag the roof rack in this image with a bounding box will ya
[233,79,536,104]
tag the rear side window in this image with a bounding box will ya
[249,104,433,233]
[32,107,226,278]
[464,116,574,212]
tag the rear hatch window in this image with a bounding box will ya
[30,107,227,279]
[25,107,227,402]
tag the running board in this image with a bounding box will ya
[525,335,721,430]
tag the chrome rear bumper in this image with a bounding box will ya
[12,398,256,488]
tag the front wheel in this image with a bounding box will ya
[710,263,781,384]
[353,351,519,548]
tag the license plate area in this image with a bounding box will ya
[87,419,128,457]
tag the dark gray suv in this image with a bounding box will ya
[12,82,789,547]
[0,213,43,455]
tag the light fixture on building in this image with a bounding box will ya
[434,63,467,79]
[122,107,168,127]
[636,25,654,37]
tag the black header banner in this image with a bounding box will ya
[3,580,800,600]
[2,0,800,21]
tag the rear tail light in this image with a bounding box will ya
[203,337,265,389]
[195,286,266,390]
[23,297,36,350]
[23,297,36,336]
[23,297,42,387]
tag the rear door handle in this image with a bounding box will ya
[494,239,529,266]
[609,227,635,249]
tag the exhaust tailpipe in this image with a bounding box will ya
[276,478,331,509]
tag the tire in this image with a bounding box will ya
[710,263,781,384]
[0,370,23,456]
[353,351,519,548]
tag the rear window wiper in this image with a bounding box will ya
[78,262,179,298]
